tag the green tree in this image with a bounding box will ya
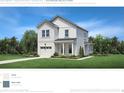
[119,41,124,54]
[89,36,94,43]
[89,35,123,55]
[110,36,120,54]
[0,37,19,54]
[0,39,2,54]
[2,38,10,54]
[20,30,37,55]
[93,34,104,54]
[10,36,19,54]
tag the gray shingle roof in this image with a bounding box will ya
[51,16,88,32]
[37,20,59,29]
[37,16,88,32]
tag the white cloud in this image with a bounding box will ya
[24,8,67,18]
[0,9,36,40]
[13,26,36,40]
[0,7,67,40]
[77,19,124,40]
[89,26,124,37]
[77,19,106,30]
[0,25,35,40]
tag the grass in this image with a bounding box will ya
[0,54,124,68]
[0,54,29,61]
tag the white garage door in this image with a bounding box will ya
[40,46,52,57]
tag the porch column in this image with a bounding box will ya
[62,43,65,55]
[72,43,74,55]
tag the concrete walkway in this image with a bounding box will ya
[77,56,93,60]
[0,56,93,65]
[51,56,93,61]
[0,57,42,65]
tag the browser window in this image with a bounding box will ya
[0,0,124,93]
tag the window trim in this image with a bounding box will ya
[42,30,45,37]
[46,30,50,37]
[42,29,50,38]
[65,29,69,38]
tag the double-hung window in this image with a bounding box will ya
[42,30,45,37]
[46,30,49,37]
[84,33,87,38]
[65,30,69,38]
[42,30,50,37]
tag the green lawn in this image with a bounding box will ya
[0,54,29,61]
[0,55,124,68]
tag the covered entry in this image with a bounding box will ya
[54,38,76,56]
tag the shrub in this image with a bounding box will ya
[68,55,79,59]
[32,52,39,57]
[53,52,59,56]
[111,48,120,54]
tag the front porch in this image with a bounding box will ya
[54,38,76,56]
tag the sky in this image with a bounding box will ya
[0,7,124,40]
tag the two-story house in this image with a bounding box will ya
[37,16,93,58]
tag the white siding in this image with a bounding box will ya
[84,31,88,42]
[38,23,56,42]
[52,18,77,38]
[75,28,88,56]
[37,23,56,57]
[58,27,76,38]
[53,18,72,27]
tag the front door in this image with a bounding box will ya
[68,44,72,55]
[60,44,63,54]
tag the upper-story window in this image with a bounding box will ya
[65,30,69,38]
[42,30,45,37]
[42,30,50,37]
[84,33,87,38]
[46,30,49,37]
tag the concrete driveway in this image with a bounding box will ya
[0,57,42,65]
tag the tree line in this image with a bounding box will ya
[0,31,124,56]
[89,35,124,55]
[0,30,37,56]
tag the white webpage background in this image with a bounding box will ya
[0,69,124,93]
[0,0,123,6]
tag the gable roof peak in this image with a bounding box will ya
[37,19,58,29]
[37,16,88,32]
[51,16,88,32]
[51,16,66,22]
